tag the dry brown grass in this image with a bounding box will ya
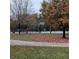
[11,34,69,43]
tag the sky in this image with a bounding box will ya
[10,0,49,15]
[31,0,43,14]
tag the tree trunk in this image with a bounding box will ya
[13,31,15,34]
[19,30,20,35]
[19,23,20,35]
[26,28,28,34]
[63,27,65,38]
[38,25,40,33]
[50,26,52,34]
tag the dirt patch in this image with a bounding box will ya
[31,35,69,43]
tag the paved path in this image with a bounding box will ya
[10,40,69,47]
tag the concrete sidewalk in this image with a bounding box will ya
[10,40,69,47]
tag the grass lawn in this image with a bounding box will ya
[10,46,69,59]
[10,34,69,42]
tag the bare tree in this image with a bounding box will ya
[10,0,33,35]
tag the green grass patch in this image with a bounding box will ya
[11,34,32,41]
[10,46,69,59]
